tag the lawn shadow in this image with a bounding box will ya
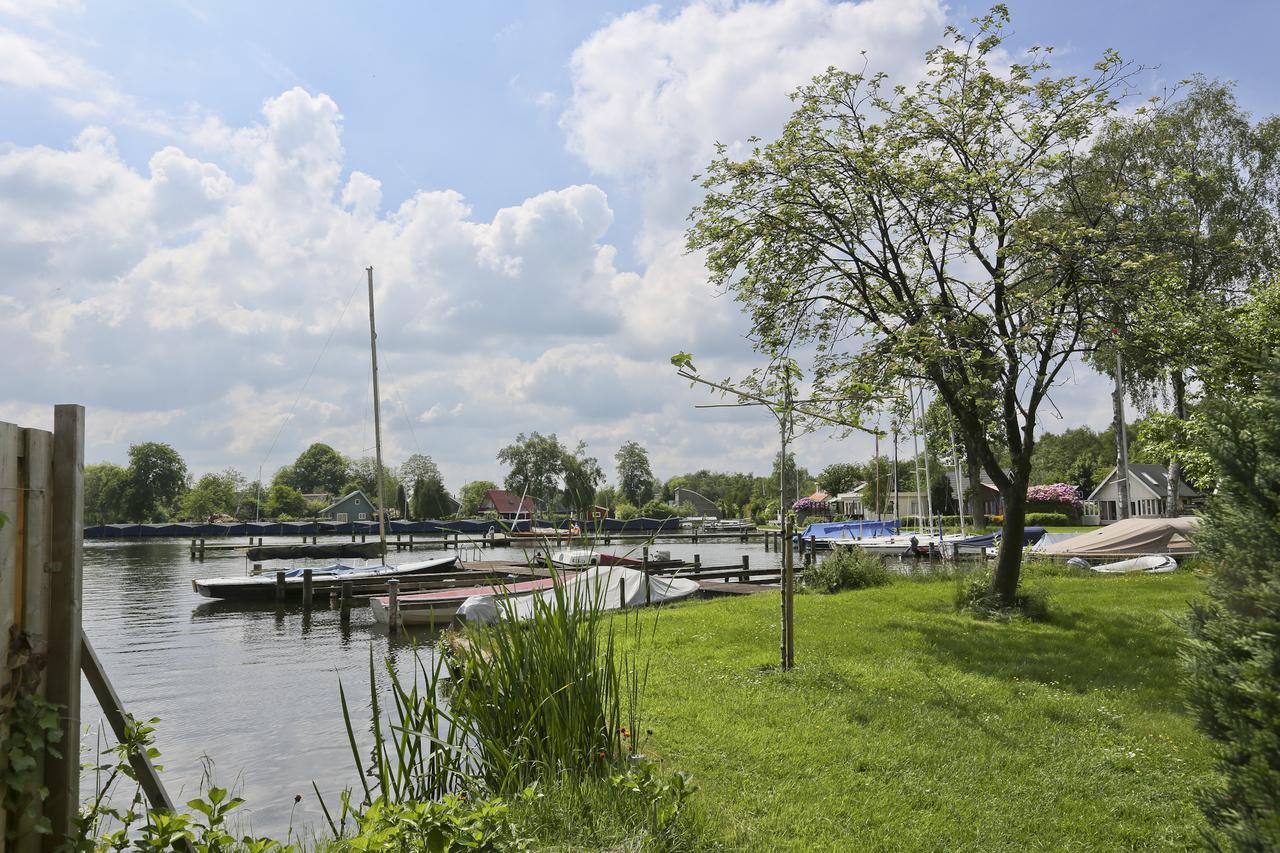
[894,603,1188,711]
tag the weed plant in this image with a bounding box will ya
[804,547,892,593]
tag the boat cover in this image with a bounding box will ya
[954,526,1047,549]
[245,542,382,561]
[797,520,900,541]
[458,566,698,624]
[1038,517,1200,557]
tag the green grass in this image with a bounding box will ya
[636,571,1216,851]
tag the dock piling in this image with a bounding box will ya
[340,580,353,623]
[275,570,285,602]
[302,569,313,610]
[387,579,401,629]
[740,555,750,583]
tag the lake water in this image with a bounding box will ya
[80,537,783,839]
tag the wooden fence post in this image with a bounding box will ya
[44,404,84,845]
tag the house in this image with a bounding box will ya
[944,471,1005,517]
[319,490,376,523]
[831,484,868,517]
[1088,463,1201,523]
[673,487,720,518]
[478,489,538,519]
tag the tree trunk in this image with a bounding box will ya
[989,486,1027,607]
[967,455,984,530]
[1165,370,1187,517]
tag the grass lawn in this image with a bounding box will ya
[638,571,1216,851]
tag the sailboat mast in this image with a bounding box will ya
[367,266,388,558]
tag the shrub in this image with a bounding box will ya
[1024,512,1071,526]
[805,547,892,593]
[954,568,1050,621]
[614,502,639,520]
[639,499,681,519]
[1183,359,1280,849]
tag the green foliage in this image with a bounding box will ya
[498,432,568,506]
[687,6,1137,605]
[815,462,861,497]
[410,476,453,520]
[344,457,399,507]
[265,483,309,519]
[615,441,656,506]
[84,462,130,524]
[614,502,639,521]
[1030,426,1117,497]
[1183,359,1280,849]
[338,793,527,851]
[638,500,681,520]
[1024,512,1071,526]
[123,442,188,522]
[562,442,605,517]
[458,480,498,518]
[805,548,892,594]
[954,568,1051,622]
[180,469,244,520]
[1,630,62,845]
[292,443,350,495]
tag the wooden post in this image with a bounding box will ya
[693,554,701,571]
[302,569,313,610]
[340,580,353,623]
[387,579,400,629]
[740,555,749,583]
[642,546,649,574]
[619,579,626,610]
[276,570,286,602]
[44,404,84,845]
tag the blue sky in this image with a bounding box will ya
[2,0,1276,491]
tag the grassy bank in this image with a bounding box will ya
[638,571,1216,850]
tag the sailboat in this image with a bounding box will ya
[193,268,460,600]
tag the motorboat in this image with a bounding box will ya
[192,555,460,600]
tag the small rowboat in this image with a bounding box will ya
[371,574,572,626]
[1079,554,1178,574]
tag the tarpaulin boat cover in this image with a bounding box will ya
[1039,517,1200,557]
[954,526,1046,548]
[798,520,900,541]
[245,542,383,561]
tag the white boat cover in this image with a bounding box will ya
[457,566,699,624]
[1037,517,1200,558]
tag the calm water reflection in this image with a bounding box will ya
[81,537,781,838]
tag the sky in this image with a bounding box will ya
[2,0,1278,492]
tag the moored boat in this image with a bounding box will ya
[370,574,572,626]
[192,555,460,600]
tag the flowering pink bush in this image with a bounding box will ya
[1026,483,1082,509]
[792,497,830,512]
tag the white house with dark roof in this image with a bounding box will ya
[1087,463,1201,523]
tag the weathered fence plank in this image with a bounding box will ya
[0,420,22,846]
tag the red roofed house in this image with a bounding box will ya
[479,489,539,520]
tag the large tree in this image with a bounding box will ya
[562,442,605,517]
[614,441,656,506]
[181,469,243,520]
[398,453,443,492]
[458,480,498,518]
[123,441,188,522]
[410,476,454,520]
[343,457,399,508]
[1082,78,1280,515]
[291,443,349,495]
[688,9,1137,604]
[85,462,129,524]
[497,432,567,506]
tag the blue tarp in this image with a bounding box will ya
[85,516,685,538]
[954,526,1047,548]
[796,520,900,541]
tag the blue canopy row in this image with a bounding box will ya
[84,516,683,538]
[795,520,901,541]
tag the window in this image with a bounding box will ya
[337,512,348,523]
[358,512,368,520]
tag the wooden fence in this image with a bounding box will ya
[0,406,83,851]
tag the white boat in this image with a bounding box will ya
[1074,554,1178,574]
[371,574,568,626]
[192,556,460,600]
[457,565,699,624]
